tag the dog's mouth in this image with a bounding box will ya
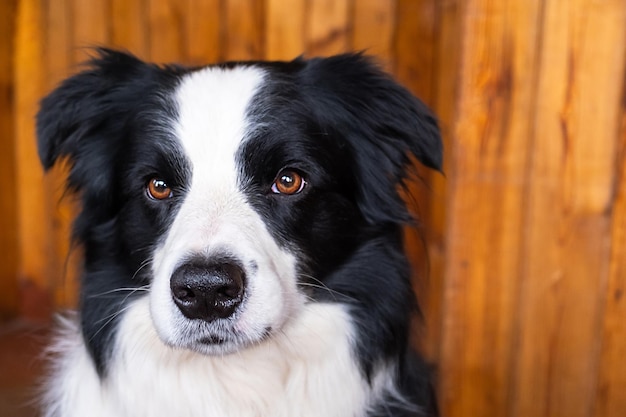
[198,335,227,345]
[193,325,273,350]
[180,331,240,355]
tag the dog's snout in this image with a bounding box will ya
[170,261,245,321]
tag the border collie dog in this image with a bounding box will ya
[37,49,442,417]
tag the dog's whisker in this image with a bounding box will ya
[131,259,153,281]
[297,275,357,302]
[92,285,147,323]
[89,304,134,342]
[90,285,150,343]
[88,285,150,299]
[92,306,130,325]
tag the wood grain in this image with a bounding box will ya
[183,0,221,64]
[71,0,109,63]
[351,0,395,66]
[394,0,436,101]
[305,0,350,56]
[439,1,544,415]
[14,0,52,320]
[265,0,306,60]
[0,0,19,320]
[512,1,626,416]
[594,76,626,417]
[111,0,149,57]
[44,0,72,84]
[148,0,183,63]
[416,0,462,366]
[392,0,441,360]
[224,0,264,61]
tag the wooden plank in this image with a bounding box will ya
[438,1,544,416]
[394,0,436,100]
[0,0,19,320]
[183,0,221,65]
[148,0,183,63]
[351,0,395,66]
[111,0,149,57]
[70,0,109,63]
[15,0,53,320]
[511,1,626,416]
[224,0,264,61]
[305,0,350,56]
[43,0,72,85]
[265,0,306,60]
[419,0,462,365]
[589,7,626,417]
[594,80,626,417]
[391,0,440,361]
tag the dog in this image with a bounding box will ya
[36,49,442,417]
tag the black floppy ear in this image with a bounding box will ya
[299,53,443,224]
[36,49,155,197]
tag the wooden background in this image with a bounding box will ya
[1,1,625,416]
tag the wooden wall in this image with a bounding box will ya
[1,1,625,416]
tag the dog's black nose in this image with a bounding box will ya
[170,261,245,321]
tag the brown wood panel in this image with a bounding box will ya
[594,82,626,417]
[351,0,395,66]
[14,0,53,321]
[512,1,626,416]
[393,0,441,360]
[0,0,19,320]
[148,0,184,63]
[71,0,110,63]
[439,1,544,416]
[265,0,305,60]
[183,0,221,65]
[224,0,264,61]
[305,0,350,56]
[43,0,72,84]
[420,0,461,365]
[111,0,150,58]
[394,0,436,101]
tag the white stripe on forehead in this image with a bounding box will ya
[173,65,266,187]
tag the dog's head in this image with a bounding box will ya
[37,50,441,362]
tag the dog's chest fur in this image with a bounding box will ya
[44,299,392,417]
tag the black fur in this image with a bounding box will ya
[37,49,441,416]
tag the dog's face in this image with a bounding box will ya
[37,50,441,362]
[146,66,358,354]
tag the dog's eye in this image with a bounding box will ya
[271,170,306,195]
[147,178,173,200]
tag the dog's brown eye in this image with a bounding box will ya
[147,178,173,200]
[271,170,306,195]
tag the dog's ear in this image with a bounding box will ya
[299,53,443,224]
[37,49,159,199]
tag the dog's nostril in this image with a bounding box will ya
[172,286,195,301]
[170,261,245,321]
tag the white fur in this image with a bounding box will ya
[44,299,384,417]
[150,66,302,355]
